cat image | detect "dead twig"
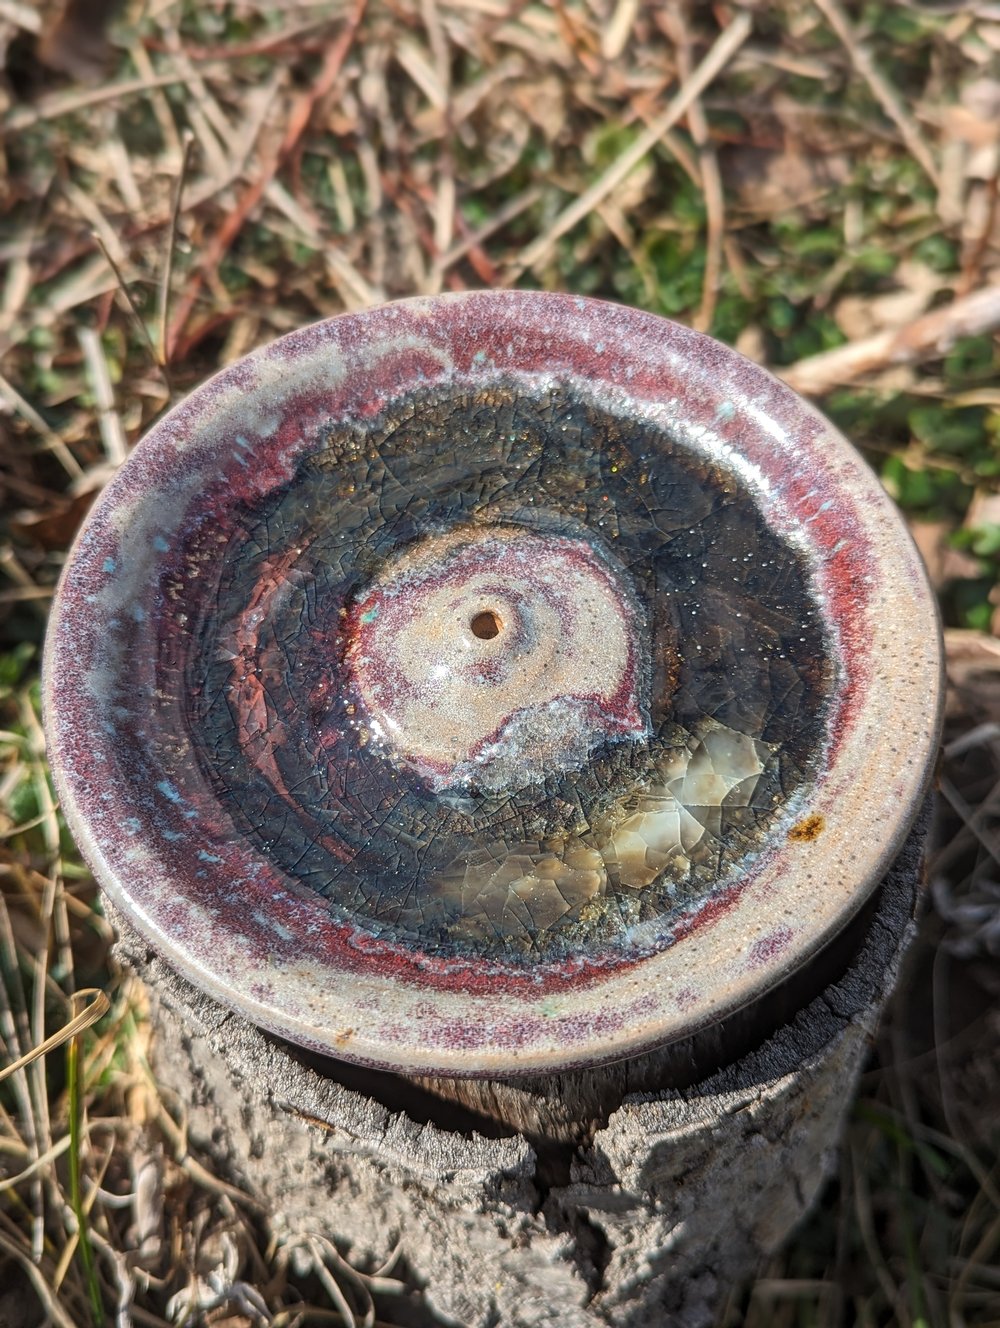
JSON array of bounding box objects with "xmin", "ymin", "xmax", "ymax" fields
[
  {"xmin": 780, "ymin": 284, "xmax": 1000, "ymax": 395},
  {"xmin": 666, "ymin": 3, "xmax": 726, "ymax": 333},
  {"xmin": 0, "ymin": 1230, "xmax": 78, "ymax": 1328},
  {"xmin": 504, "ymin": 9, "xmax": 753, "ymax": 279},
  {"xmin": 157, "ymin": 131, "xmax": 194, "ymax": 371},
  {"xmin": 4, "ymin": 71, "xmax": 222, "ymax": 132}
]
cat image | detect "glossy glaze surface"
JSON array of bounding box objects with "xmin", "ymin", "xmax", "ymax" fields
[{"xmin": 44, "ymin": 292, "xmax": 942, "ymax": 1075}]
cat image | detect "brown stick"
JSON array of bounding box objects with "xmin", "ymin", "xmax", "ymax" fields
[{"xmin": 779, "ymin": 284, "xmax": 1000, "ymax": 397}]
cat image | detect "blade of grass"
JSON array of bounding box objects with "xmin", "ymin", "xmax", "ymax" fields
[
  {"xmin": 0, "ymin": 369, "xmax": 83, "ymax": 480},
  {"xmin": 0, "ymin": 890, "xmax": 44, "ymax": 1260},
  {"xmin": 0, "ymin": 989, "xmax": 110, "ymax": 1085},
  {"xmin": 89, "ymin": 230, "xmax": 166, "ymax": 398},
  {"xmin": 67, "ymin": 991, "xmax": 106, "ymax": 1327}
]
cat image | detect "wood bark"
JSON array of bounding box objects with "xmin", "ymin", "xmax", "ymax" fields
[{"xmin": 109, "ymin": 804, "xmax": 929, "ymax": 1328}]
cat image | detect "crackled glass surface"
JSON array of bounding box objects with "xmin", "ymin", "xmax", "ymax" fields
[{"xmin": 165, "ymin": 380, "xmax": 834, "ymax": 960}]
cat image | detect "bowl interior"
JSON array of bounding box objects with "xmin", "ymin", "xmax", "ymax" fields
[{"xmin": 44, "ymin": 292, "xmax": 942, "ymax": 1076}]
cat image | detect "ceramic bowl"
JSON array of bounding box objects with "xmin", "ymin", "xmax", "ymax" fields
[{"xmin": 44, "ymin": 292, "xmax": 942, "ymax": 1076}]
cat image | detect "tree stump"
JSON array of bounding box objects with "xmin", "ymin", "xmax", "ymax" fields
[{"xmin": 110, "ymin": 807, "xmax": 927, "ymax": 1328}]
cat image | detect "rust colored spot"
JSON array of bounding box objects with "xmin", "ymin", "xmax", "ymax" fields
[
  {"xmin": 335, "ymin": 1028, "xmax": 356, "ymax": 1044},
  {"xmin": 286, "ymin": 1107, "xmax": 360, "ymax": 1139},
  {"xmin": 788, "ymin": 813, "xmax": 825, "ymax": 842}
]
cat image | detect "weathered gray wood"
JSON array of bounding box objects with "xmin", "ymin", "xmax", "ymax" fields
[{"xmin": 109, "ymin": 806, "xmax": 927, "ymax": 1328}]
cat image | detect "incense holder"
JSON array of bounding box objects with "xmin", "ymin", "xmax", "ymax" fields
[{"xmin": 44, "ymin": 292, "xmax": 942, "ymax": 1076}]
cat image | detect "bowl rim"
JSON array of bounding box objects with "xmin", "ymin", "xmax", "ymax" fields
[{"xmin": 43, "ymin": 290, "xmax": 944, "ymax": 1077}]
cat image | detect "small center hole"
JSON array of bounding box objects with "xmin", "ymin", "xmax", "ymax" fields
[{"xmin": 470, "ymin": 610, "xmax": 502, "ymax": 640}]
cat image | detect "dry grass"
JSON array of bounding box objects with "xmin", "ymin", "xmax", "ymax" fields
[{"xmin": 1, "ymin": 0, "xmax": 999, "ymax": 1324}]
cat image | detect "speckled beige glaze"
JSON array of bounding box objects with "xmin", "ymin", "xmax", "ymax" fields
[
  {"xmin": 43, "ymin": 292, "xmax": 944, "ymax": 1076},
  {"xmin": 346, "ymin": 525, "xmax": 643, "ymax": 789}
]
